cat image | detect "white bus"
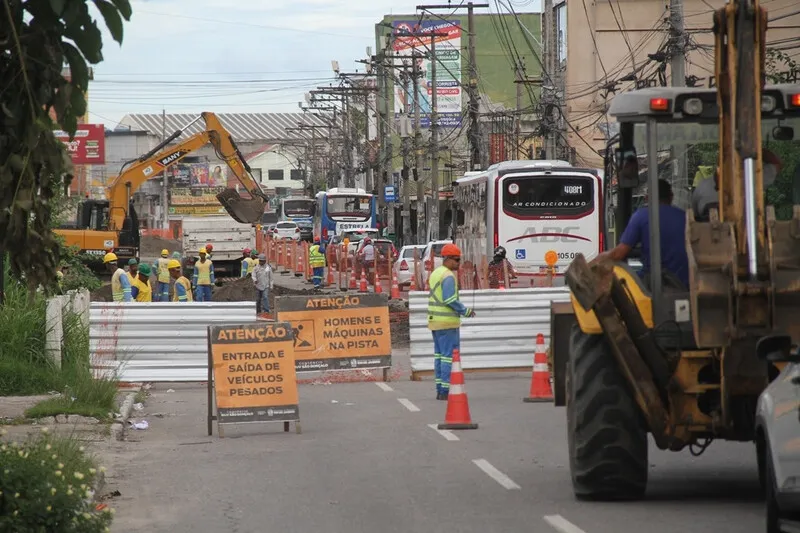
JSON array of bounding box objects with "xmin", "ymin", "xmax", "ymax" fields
[{"xmin": 453, "ymin": 160, "xmax": 606, "ymax": 286}]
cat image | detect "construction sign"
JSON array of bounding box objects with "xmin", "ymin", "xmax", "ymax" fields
[
  {"xmin": 275, "ymin": 293, "xmax": 392, "ymax": 372},
  {"xmin": 206, "ymin": 322, "xmax": 300, "ymax": 435}
]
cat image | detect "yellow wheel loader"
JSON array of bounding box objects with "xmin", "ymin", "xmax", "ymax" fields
[{"xmin": 549, "ymin": 0, "xmax": 800, "ymax": 500}]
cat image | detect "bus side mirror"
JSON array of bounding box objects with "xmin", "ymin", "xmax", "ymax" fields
[
  {"xmin": 616, "ymin": 148, "xmax": 640, "ymax": 188},
  {"xmin": 773, "ymin": 126, "xmax": 794, "ymax": 141}
]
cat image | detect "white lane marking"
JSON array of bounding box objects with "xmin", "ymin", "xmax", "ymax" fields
[
  {"xmin": 375, "ymin": 382, "xmax": 394, "ymax": 392},
  {"xmin": 472, "ymin": 459, "xmax": 521, "ymax": 490},
  {"xmin": 427, "ymin": 423, "xmax": 460, "ymax": 441},
  {"xmin": 397, "ymin": 398, "xmax": 420, "ymax": 412},
  {"xmin": 543, "ymin": 515, "xmax": 588, "ymax": 533}
]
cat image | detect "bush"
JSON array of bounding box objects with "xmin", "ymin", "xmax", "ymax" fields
[{"xmin": 0, "ymin": 432, "xmax": 113, "ymax": 532}]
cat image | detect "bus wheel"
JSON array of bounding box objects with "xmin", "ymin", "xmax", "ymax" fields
[{"xmin": 566, "ymin": 324, "xmax": 648, "ymax": 501}]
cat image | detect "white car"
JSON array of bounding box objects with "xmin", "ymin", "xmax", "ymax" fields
[
  {"xmin": 274, "ymin": 221, "xmax": 300, "ymax": 241},
  {"xmin": 394, "ymin": 245, "xmax": 426, "ymax": 289},
  {"xmin": 420, "ymin": 239, "xmax": 453, "ymax": 287}
]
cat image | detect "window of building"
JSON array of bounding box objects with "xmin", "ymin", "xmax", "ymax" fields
[
  {"xmin": 268, "ymin": 169, "xmax": 284, "ymax": 181},
  {"xmin": 290, "ymin": 169, "xmax": 305, "ymax": 182}
]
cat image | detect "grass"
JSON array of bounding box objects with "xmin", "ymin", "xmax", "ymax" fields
[{"xmin": 0, "ymin": 264, "xmax": 119, "ymax": 421}]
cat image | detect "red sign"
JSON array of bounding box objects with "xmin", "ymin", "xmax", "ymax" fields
[
  {"xmin": 489, "ymin": 133, "xmax": 507, "ymax": 165},
  {"xmin": 54, "ymin": 124, "xmax": 105, "ymax": 164}
]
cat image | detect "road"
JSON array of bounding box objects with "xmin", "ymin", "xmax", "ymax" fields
[{"xmin": 106, "ymin": 352, "xmax": 765, "ymax": 533}]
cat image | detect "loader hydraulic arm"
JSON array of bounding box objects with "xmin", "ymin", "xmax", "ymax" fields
[{"xmin": 105, "ymin": 112, "xmax": 268, "ymax": 231}]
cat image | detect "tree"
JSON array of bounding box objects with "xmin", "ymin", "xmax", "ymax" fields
[{"xmin": 0, "ymin": 0, "xmax": 131, "ymax": 296}]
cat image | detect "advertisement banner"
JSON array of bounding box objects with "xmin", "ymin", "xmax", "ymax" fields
[
  {"xmin": 167, "ymin": 162, "xmax": 227, "ymax": 189},
  {"xmin": 392, "ymin": 19, "xmax": 462, "ymax": 128},
  {"xmin": 54, "ymin": 124, "xmax": 106, "ymax": 164},
  {"xmin": 275, "ymin": 293, "xmax": 392, "ymax": 372}
]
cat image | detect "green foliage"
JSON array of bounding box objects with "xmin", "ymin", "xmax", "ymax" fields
[
  {"xmin": 766, "ymin": 48, "xmax": 799, "ymax": 84},
  {"xmin": 0, "ymin": 432, "xmax": 113, "ymax": 532},
  {"xmin": 0, "ymin": 0, "xmax": 132, "ymax": 293},
  {"xmin": 59, "ymin": 248, "xmax": 103, "ymax": 293}
]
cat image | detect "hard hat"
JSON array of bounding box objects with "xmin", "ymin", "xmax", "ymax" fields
[
  {"xmin": 250, "ymin": 249, "xmax": 258, "ymax": 257},
  {"xmin": 314, "ymin": 238, "xmax": 321, "ymax": 244},
  {"xmin": 172, "ymin": 251, "xmax": 182, "ymax": 259},
  {"xmin": 205, "ymin": 243, "xmax": 213, "ymax": 251},
  {"xmin": 167, "ymin": 259, "xmax": 182, "ymax": 270},
  {"xmin": 138, "ymin": 263, "xmax": 152, "ymax": 276},
  {"xmin": 161, "ymin": 249, "xmax": 169, "ymax": 257},
  {"xmin": 258, "ymin": 254, "xmax": 266, "ymax": 260},
  {"xmin": 243, "ymin": 247, "xmax": 251, "ymax": 255},
  {"xmin": 128, "ymin": 258, "xmax": 138, "ymax": 266},
  {"xmin": 441, "ymin": 243, "xmax": 462, "ymax": 258},
  {"xmin": 199, "ymin": 247, "xmax": 207, "ymax": 254},
  {"xmin": 103, "ymin": 252, "xmax": 118, "ymax": 264}
]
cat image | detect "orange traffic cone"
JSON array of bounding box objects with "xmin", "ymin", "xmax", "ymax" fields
[
  {"xmin": 348, "ymin": 264, "xmax": 358, "ymax": 290},
  {"xmin": 327, "ymin": 264, "xmax": 335, "ymax": 286},
  {"xmin": 524, "ymin": 333, "xmax": 553, "ymax": 403},
  {"xmin": 359, "ymin": 269, "xmax": 368, "ymax": 293},
  {"xmin": 438, "ymin": 349, "xmax": 478, "ymax": 430},
  {"xmin": 409, "ymin": 271, "xmax": 417, "ymax": 291},
  {"xmin": 374, "ymin": 272, "xmax": 383, "ymax": 294},
  {"xmin": 498, "ymin": 277, "xmax": 506, "ymax": 290},
  {"xmin": 390, "ymin": 270, "xmax": 400, "ymax": 299}
]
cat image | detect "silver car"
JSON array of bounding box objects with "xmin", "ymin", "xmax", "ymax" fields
[
  {"xmin": 754, "ymin": 334, "xmax": 800, "ymax": 533},
  {"xmin": 393, "ymin": 245, "xmax": 425, "ymax": 289}
]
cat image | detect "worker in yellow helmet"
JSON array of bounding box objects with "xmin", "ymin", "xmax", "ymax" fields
[
  {"xmin": 192, "ymin": 247, "xmax": 215, "ymax": 302},
  {"xmin": 168, "ymin": 259, "xmax": 193, "ymax": 302},
  {"xmin": 131, "ymin": 263, "xmax": 153, "ymax": 302},
  {"xmin": 153, "ymin": 249, "xmax": 171, "ymax": 302},
  {"xmin": 104, "ymin": 252, "xmax": 132, "ymax": 302}
]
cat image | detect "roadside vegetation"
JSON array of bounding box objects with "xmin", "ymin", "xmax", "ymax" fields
[{"xmin": 0, "ymin": 429, "xmax": 113, "ymax": 532}]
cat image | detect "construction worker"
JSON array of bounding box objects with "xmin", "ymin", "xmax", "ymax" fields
[
  {"xmin": 193, "ymin": 247, "xmax": 215, "ymax": 302},
  {"xmin": 487, "ymin": 246, "xmax": 517, "ymax": 289},
  {"xmin": 131, "ymin": 263, "xmax": 153, "ymax": 302},
  {"xmin": 153, "ymin": 249, "xmax": 171, "ymax": 302},
  {"xmin": 309, "ymin": 238, "xmax": 327, "ymax": 289},
  {"xmin": 205, "ymin": 243, "xmax": 214, "ymax": 259},
  {"xmin": 252, "ymin": 254, "xmax": 274, "ymax": 314},
  {"xmin": 168, "ymin": 259, "xmax": 193, "ymax": 302},
  {"xmin": 127, "ymin": 258, "xmax": 139, "ymax": 282},
  {"xmin": 241, "ymin": 248, "xmax": 254, "ymax": 277},
  {"xmin": 427, "ymin": 243, "xmax": 475, "ymax": 400},
  {"xmin": 104, "ymin": 252, "xmax": 132, "ymax": 302}
]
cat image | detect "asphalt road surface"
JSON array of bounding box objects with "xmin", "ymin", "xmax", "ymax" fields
[{"xmin": 107, "ymin": 356, "xmax": 766, "ymax": 533}]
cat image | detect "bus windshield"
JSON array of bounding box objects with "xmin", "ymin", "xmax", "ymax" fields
[
  {"xmin": 502, "ymin": 175, "xmax": 595, "ymax": 218},
  {"xmin": 327, "ymin": 195, "xmax": 372, "ymax": 219},
  {"xmin": 282, "ymin": 199, "xmax": 314, "ymax": 218}
]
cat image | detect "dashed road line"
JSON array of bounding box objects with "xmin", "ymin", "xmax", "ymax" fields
[
  {"xmin": 427, "ymin": 423, "xmax": 460, "ymax": 441},
  {"xmin": 544, "ymin": 515, "xmax": 588, "ymax": 533},
  {"xmin": 397, "ymin": 398, "xmax": 420, "ymax": 412},
  {"xmin": 375, "ymin": 382, "xmax": 394, "ymax": 392},
  {"xmin": 472, "ymin": 459, "xmax": 521, "ymax": 490}
]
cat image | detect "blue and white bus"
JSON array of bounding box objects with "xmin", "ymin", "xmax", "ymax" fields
[
  {"xmin": 278, "ymin": 197, "xmax": 315, "ymax": 223},
  {"xmin": 313, "ymin": 187, "xmax": 377, "ymax": 241}
]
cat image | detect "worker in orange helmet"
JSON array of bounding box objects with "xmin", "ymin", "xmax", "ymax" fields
[
  {"xmin": 241, "ymin": 248, "xmax": 254, "ymax": 278},
  {"xmin": 427, "ymin": 243, "xmax": 475, "ymax": 400}
]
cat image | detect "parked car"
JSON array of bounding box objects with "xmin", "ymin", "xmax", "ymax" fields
[
  {"xmin": 394, "ymin": 245, "xmax": 426, "ymax": 289},
  {"xmin": 420, "ymin": 239, "xmax": 453, "ymax": 287},
  {"xmin": 274, "ymin": 221, "xmax": 300, "ymax": 241},
  {"xmin": 296, "ymin": 219, "xmax": 314, "ymax": 242},
  {"xmin": 755, "ymin": 335, "xmax": 800, "ymax": 533}
]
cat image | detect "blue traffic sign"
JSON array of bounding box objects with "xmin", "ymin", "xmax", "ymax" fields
[{"xmin": 384, "ymin": 185, "xmax": 397, "ymax": 203}]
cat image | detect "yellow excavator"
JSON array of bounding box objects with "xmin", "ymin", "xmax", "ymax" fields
[
  {"xmin": 56, "ymin": 112, "xmax": 268, "ymax": 266},
  {"xmin": 549, "ymin": 0, "xmax": 800, "ymax": 501}
]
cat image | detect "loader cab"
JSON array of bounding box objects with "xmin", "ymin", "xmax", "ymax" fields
[
  {"xmin": 77, "ymin": 199, "xmax": 110, "ymax": 231},
  {"xmin": 607, "ymin": 85, "xmax": 800, "ymax": 349}
]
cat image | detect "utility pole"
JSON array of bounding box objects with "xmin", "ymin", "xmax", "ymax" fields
[
  {"xmin": 514, "ymin": 61, "xmax": 523, "ymax": 159},
  {"xmin": 669, "ymin": 0, "xmax": 689, "ymax": 209},
  {"xmin": 543, "ymin": 0, "xmax": 555, "ymax": 159},
  {"xmin": 417, "ymin": 3, "xmax": 489, "ymax": 171},
  {"xmin": 399, "ymin": 65, "xmax": 413, "ymax": 247},
  {"xmin": 160, "ymin": 108, "xmax": 169, "ymax": 230},
  {"xmin": 412, "ymin": 54, "xmax": 424, "ymax": 244},
  {"xmin": 429, "ymin": 35, "xmax": 440, "ymax": 241}
]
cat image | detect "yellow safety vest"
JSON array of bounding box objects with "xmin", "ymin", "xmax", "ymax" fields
[
  {"xmin": 173, "ymin": 276, "xmax": 194, "ymax": 302},
  {"xmin": 309, "ymin": 245, "xmax": 326, "ymax": 268},
  {"xmin": 195, "ymin": 259, "xmax": 213, "ymax": 285},
  {"xmin": 111, "ymin": 268, "xmax": 130, "ymax": 302},
  {"xmin": 156, "ymin": 257, "xmax": 171, "ymax": 283},
  {"xmin": 133, "ymin": 278, "xmax": 152, "ymax": 302},
  {"xmin": 127, "ymin": 271, "xmax": 137, "ymax": 283},
  {"xmin": 427, "ymin": 265, "xmax": 462, "ymax": 331}
]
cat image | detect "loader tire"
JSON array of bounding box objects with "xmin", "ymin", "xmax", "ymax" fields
[{"xmin": 566, "ymin": 324, "xmax": 648, "ymax": 501}]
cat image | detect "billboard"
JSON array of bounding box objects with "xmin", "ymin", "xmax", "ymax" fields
[
  {"xmin": 54, "ymin": 124, "xmax": 106, "ymax": 164},
  {"xmin": 392, "ymin": 19, "xmax": 462, "ymax": 128}
]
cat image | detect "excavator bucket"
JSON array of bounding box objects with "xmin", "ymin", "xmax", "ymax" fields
[{"xmin": 216, "ymin": 188, "xmax": 267, "ymax": 225}]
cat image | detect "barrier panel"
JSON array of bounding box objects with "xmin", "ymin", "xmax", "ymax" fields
[
  {"xmin": 90, "ymin": 302, "xmax": 257, "ymax": 382},
  {"xmin": 408, "ymin": 287, "xmax": 570, "ymax": 379}
]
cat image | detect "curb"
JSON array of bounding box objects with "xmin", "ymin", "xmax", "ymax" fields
[{"xmin": 110, "ymin": 385, "xmax": 142, "ymax": 441}]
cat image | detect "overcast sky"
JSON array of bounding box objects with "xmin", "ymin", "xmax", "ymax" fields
[{"xmin": 88, "ymin": 0, "xmax": 542, "ymax": 128}]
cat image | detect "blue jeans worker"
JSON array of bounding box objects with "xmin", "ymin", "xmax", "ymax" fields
[
  {"xmin": 252, "ymin": 254, "xmax": 274, "ymax": 314},
  {"xmin": 153, "ymin": 250, "xmax": 171, "ymax": 302},
  {"xmin": 309, "ymin": 238, "xmax": 327, "ymax": 289},
  {"xmin": 192, "ymin": 247, "xmax": 215, "ymax": 302},
  {"xmin": 427, "ymin": 243, "xmax": 475, "ymax": 401}
]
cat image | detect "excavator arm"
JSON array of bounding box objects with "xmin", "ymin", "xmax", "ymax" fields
[{"xmin": 106, "ymin": 112, "xmax": 268, "ymax": 231}]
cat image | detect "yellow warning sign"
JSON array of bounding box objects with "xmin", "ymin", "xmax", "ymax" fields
[{"xmin": 275, "ymin": 294, "xmax": 392, "ymax": 372}]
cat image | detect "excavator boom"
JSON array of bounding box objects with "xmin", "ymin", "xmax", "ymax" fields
[{"xmin": 106, "ymin": 112, "xmax": 268, "ymax": 231}]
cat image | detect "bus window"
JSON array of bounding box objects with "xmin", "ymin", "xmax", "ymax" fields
[{"xmin": 503, "ymin": 177, "xmax": 595, "ymax": 218}]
